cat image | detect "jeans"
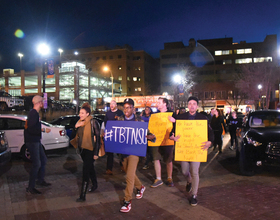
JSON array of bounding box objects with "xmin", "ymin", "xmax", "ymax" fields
[
  {"xmin": 26, "ymin": 142, "xmax": 47, "ymax": 189},
  {"xmin": 80, "ymin": 149, "xmax": 97, "ymax": 186},
  {"xmin": 230, "ymin": 129, "xmax": 238, "ymax": 148},
  {"xmin": 106, "ymin": 152, "xmax": 114, "ymax": 171},
  {"xmin": 181, "ymin": 161, "xmax": 200, "ymax": 196},
  {"xmin": 122, "ymin": 155, "xmax": 142, "ymax": 201}
]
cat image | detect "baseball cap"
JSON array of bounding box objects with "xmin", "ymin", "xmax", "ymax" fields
[
  {"xmin": 187, "ymin": 96, "xmax": 199, "ymax": 104},
  {"xmin": 32, "ymin": 95, "xmax": 43, "ymax": 104},
  {"xmin": 123, "ymin": 98, "xmax": 134, "ymax": 106}
]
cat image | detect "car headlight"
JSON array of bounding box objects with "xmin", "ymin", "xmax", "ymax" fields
[{"xmin": 245, "ymin": 135, "xmax": 262, "ymax": 147}]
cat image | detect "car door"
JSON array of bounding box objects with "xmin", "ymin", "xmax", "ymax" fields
[{"xmin": 0, "ymin": 118, "xmax": 25, "ymax": 153}]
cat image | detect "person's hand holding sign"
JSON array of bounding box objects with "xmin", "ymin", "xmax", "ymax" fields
[
  {"xmin": 170, "ymin": 133, "xmax": 180, "ymax": 142},
  {"xmin": 168, "ymin": 116, "xmax": 176, "ymax": 123},
  {"xmin": 201, "ymin": 141, "xmax": 211, "ymax": 151}
]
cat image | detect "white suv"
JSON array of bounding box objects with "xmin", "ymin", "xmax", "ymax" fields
[{"xmin": 0, "ymin": 114, "xmax": 69, "ymax": 161}]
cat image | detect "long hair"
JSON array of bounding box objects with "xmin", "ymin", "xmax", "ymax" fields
[{"xmin": 81, "ymin": 102, "xmax": 91, "ymax": 115}]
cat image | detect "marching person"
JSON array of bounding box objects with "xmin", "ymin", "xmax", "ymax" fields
[
  {"xmin": 70, "ymin": 102, "xmax": 100, "ymax": 202},
  {"xmin": 170, "ymin": 96, "xmax": 214, "ymax": 206},
  {"xmin": 227, "ymin": 111, "xmax": 239, "ymax": 150},
  {"xmin": 24, "ymin": 95, "xmax": 51, "ymax": 194}
]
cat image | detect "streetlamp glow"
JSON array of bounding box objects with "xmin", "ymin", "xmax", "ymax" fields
[
  {"xmin": 18, "ymin": 53, "xmax": 23, "ymax": 70},
  {"xmin": 258, "ymin": 84, "xmax": 262, "ymax": 90},
  {"xmin": 74, "ymin": 51, "xmax": 79, "ymax": 55},
  {"xmin": 58, "ymin": 48, "xmax": 63, "ymax": 54},
  {"xmin": 173, "ymin": 74, "xmax": 182, "ymax": 83},
  {"xmin": 103, "ymin": 66, "xmax": 114, "ymax": 98},
  {"xmin": 37, "ymin": 43, "xmax": 50, "ymax": 56}
]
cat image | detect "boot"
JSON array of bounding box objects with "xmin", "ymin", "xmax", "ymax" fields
[
  {"xmin": 218, "ymin": 145, "xmax": 222, "ymax": 154},
  {"xmin": 76, "ymin": 181, "xmax": 88, "ymax": 202}
]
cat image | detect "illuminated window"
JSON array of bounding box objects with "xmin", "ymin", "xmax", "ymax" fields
[
  {"xmin": 127, "ymin": 77, "xmax": 130, "ymax": 81},
  {"xmin": 236, "ymin": 48, "xmax": 252, "ymax": 54},
  {"xmin": 223, "ymin": 60, "xmax": 232, "ymax": 65},
  {"xmin": 135, "ymin": 87, "xmax": 141, "ymax": 91},
  {"xmin": 45, "ymin": 77, "xmax": 55, "ymax": 85},
  {"xmin": 79, "ymin": 75, "xmax": 89, "ymax": 87},
  {"xmin": 253, "ymin": 57, "xmax": 272, "ymax": 63},
  {"xmin": 59, "ymin": 74, "xmax": 74, "ymax": 86},
  {"xmin": 46, "ymin": 87, "xmax": 56, "ymax": 92},
  {"xmin": 137, "ymin": 77, "xmax": 141, "ymax": 81},
  {"xmin": 215, "ymin": 50, "xmax": 232, "ymax": 56},
  {"xmin": 60, "ymin": 88, "xmax": 74, "ymax": 100},
  {"xmin": 118, "ymin": 66, "xmax": 122, "ymax": 70},
  {"xmin": 25, "ymin": 76, "xmax": 38, "ymax": 86},
  {"xmin": 118, "ymin": 76, "xmax": 122, "ymax": 80},
  {"xmin": 135, "ymin": 67, "xmax": 141, "ymax": 71},
  {"xmin": 133, "ymin": 77, "xmax": 137, "ymax": 81},
  {"xmin": 235, "ymin": 58, "xmax": 252, "ymax": 64},
  {"xmin": 8, "ymin": 77, "xmax": 21, "ymax": 87},
  {"xmin": 25, "ymin": 88, "xmax": 38, "ymax": 94}
]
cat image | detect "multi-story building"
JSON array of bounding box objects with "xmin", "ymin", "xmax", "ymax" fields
[
  {"xmin": 59, "ymin": 45, "xmax": 160, "ymax": 96},
  {"xmin": 160, "ymin": 35, "xmax": 278, "ymax": 112}
]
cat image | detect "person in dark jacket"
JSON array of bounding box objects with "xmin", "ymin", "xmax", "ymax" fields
[
  {"xmin": 104, "ymin": 100, "xmax": 124, "ymax": 175},
  {"xmin": 70, "ymin": 102, "xmax": 100, "ymax": 202},
  {"xmin": 24, "ymin": 95, "xmax": 51, "ymax": 195},
  {"xmin": 210, "ymin": 109, "xmax": 225, "ymax": 153},
  {"xmin": 227, "ymin": 111, "xmax": 239, "ymax": 150},
  {"xmin": 170, "ymin": 96, "xmax": 214, "ymax": 207}
]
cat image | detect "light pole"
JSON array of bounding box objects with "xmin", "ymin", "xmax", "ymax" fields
[
  {"xmin": 258, "ymin": 84, "xmax": 262, "ymax": 109},
  {"xmin": 103, "ymin": 66, "xmax": 114, "ymax": 98},
  {"xmin": 18, "ymin": 53, "xmax": 23, "ymax": 70},
  {"xmin": 37, "ymin": 43, "xmax": 50, "ymax": 121},
  {"xmin": 58, "ymin": 48, "xmax": 63, "ymax": 66},
  {"xmin": 173, "ymin": 74, "xmax": 182, "ymax": 108}
]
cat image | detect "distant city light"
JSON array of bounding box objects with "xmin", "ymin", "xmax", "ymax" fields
[
  {"xmin": 74, "ymin": 51, "xmax": 79, "ymax": 55},
  {"xmin": 14, "ymin": 29, "xmax": 25, "ymax": 38}
]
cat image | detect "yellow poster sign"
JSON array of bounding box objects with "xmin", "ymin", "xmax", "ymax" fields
[
  {"xmin": 148, "ymin": 112, "xmax": 174, "ymax": 146},
  {"xmin": 175, "ymin": 120, "xmax": 208, "ymax": 162}
]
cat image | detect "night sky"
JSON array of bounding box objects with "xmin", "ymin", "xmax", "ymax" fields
[{"xmin": 1, "ymin": 0, "xmax": 280, "ymax": 72}]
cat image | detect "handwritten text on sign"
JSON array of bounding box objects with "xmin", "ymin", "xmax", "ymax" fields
[
  {"xmin": 104, "ymin": 120, "xmax": 148, "ymax": 157},
  {"xmin": 175, "ymin": 120, "xmax": 208, "ymax": 162},
  {"xmin": 148, "ymin": 112, "xmax": 174, "ymax": 146}
]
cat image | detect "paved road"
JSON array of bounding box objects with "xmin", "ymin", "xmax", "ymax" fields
[{"xmin": 1, "ymin": 134, "xmax": 280, "ymax": 220}]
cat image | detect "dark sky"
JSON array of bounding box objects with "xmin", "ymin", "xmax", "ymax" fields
[{"xmin": 1, "ymin": 0, "xmax": 280, "ymax": 72}]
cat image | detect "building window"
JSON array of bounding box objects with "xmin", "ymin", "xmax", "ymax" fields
[
  {"xmin": 235, "ymin": 58, "xmax": 252, "ymax": 64},
  {"xmin": 102, "ymin": 56, "xmax": 106, "ymax": 60},
  {"xmin": 59, "ymin": 74, "xmax": 74, "ymax": 86},
  {"xmin": 127, "ymin": 55, "xmax": 130, "ymax": 59},
  {"xmin": 235, "ymin": 48, "xmax": 252, "ymax": 54},
  {"xmin": 133, "ymin": 56, "xmax": 141, "ymax": 60},
  {"xmin": 215, "ymin": 50, "xmax": 232, "ymax": 56},
  {"xmin": 8, "ymin": 89, "xmax": 21, "ymax": 96},
  {"xmin": 137, "ymin": 77, "xmax": 141, "ymax": 81},
  {"xmin": 118, "ymin": 66, "xmax": 122, "ymax": 70},
  {"xmin": 204, "ymin": 91, "xmax": 209, "ymax": 99},
  {"xmin": 46, "ymin": 87, "xmax": 56, "ymax": 92},
  {"xmin": 60, "ymin": 88, "xmax": 74, "ymax": 100},
  {"xmin": 79, "ymin": 75, "xmax": 89, "ymax": 87},
  {"xmin": 210, "ymin": 91, "xmax": 215, "ymax": 99},
  {"xmin": 118, "ymin": 55, "xmax": 122, "ymax": 59},
  {"xmin": 133, "ymin": 77, "xmax": 137, "ymax": 81},
  {"xmin": 25, "ymin": 88, "xmax": 38, "ymax": 94},
  {"xmin": 162, "ymin": 63, "xmax": 177, "ymax": 68},
  {"xmin": 127, "ymin": 77, "xmax": 130, "ymax": 81},
  {"xmin": 8, "ymin": 77, "xmax": 21, "ymax": 87},
  {"xmin": 161, "ymin": 54, "xmax": 177, "ymax": 59},
  {"xmin": 88, "ymin": 58, "xmax": 92, "ymax": 61},
  {"xmin": 253, "ymin": 57, "xmax": 272, "ymax": 63},
  {"xmin": 109, "ymin": 55, "xmax": 113, "ymax": 59},
  {"xmin": 223, "ymin": 60, "xmax": 232, "ymax": 65},
  {"xmin": 25, "ymin": 76, "xmax": 38, "ymax": 86},
  {"xmin": 118, "ymin": 76, "xmax": 122, "ymax": 80},
  {"xmin": 96, "ymin": 57, "xmax": 100, "ymax": 61},
  {"xmin": 135, "ymin": 67, "xmax": 141, "ymax": 71},
  {"xmin": 135, "ymin": 87, "xmax": 141, "ymax": 91}
]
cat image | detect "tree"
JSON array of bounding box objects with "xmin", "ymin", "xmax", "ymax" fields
[{"xmin": 236, "ymin": 63, "xmax": 279, "ymax": 109}]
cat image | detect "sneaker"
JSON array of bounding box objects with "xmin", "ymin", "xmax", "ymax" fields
[
  {"xmin": 142, "ymin": 165, "xmax": 149, "ymax": 170},
  {"xmin": 151, "ymin": 179, "xmax": 163, "ymax": 188},
  {"xmin": 190, "ymin": 195, "xmax": 198, "ymax": 206},
  {"xmin": 120, "ymin": 200, "xmax": 131, "ymax": 213},
  {"xmin": 26, "ymin": 187, "xmax": 42, "ymax": 194},
  {"xmin": 186, "ymin": 182, "xmax": 192, "ymax": 193},
  {"xmin": 105, "ymin": 169, "xmax": 113, "ymax": 175},
  {"xmin": 36, "ymin": 181, "xmax": 51, "ymax": 187},
  {"xmin": 167, "ymin": 178, "xmax": 174, "ymax": 187},
  {"xmin": 229, "ymin": 146, "xmax": 234, "ymax": 151},
  {"xmin": 136, "ymin": 185, "xmax": 146, "ymax": 199}
]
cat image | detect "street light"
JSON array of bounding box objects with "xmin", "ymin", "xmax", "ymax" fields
[
  {"xmin": 58, "ymin": 48, "xmax": 63, "ymax": 65},
  {"xmin": 18, "ymin": 53, "xmax": 23, "ymax": 70},
  {"xmin": 74, "ymin": 51, "xmax": 79, "ymax": 55},
  {"xmin": 37, "ymin": 43, "xmax": 50, "ymax": 121},
  {"xmin": 103, "ymin": 66, "xmax": 114, "ymax": 98},
  {"xmin": 173, "ymin": 74, "xmax": 182, "ymax": 108},
  {"xmin": 258, "ymin": 84, "xmax": 262, "ymax": 109}
]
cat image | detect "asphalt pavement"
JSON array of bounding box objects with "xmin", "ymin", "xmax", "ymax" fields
[{"xmin": 1, "ymin": 134, "xmax": 280, "ymax": 220}]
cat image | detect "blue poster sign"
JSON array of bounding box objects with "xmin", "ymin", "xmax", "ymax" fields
[
  {"xmin": 47, "ymin": 59, "xmax": 54, "ymax": 78},
  {"xmin": 104, "ymin": 120, "xmax": 148, "ymax": 157}
]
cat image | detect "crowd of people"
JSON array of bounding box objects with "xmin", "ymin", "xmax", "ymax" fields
[{"xmin": 24, "ymin": 96, "xmax": 242, "ymax": 213}]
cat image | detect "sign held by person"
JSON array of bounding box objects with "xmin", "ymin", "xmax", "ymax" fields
[
  {"xmin": 175, "ymin": 120, "xmax": 208, "ymax": 162},
  {"xmin": 104, "ymin": 121, "xmax": 148, "ymax": 157}
]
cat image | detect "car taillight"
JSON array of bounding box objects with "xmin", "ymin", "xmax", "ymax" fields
[{"xmin": 59, "ymin": 130, "xmax": 66, "ymax": 136}]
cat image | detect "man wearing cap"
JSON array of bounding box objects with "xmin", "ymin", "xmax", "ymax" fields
[
  {"xmin": 104, "ymin": 100, "xmax": 124, "ymax": 175},
  {"xmin": 118, "ymin": 98, "xmax": 155, "ymax": 213},
  {"xmin": 170, "ymin": 96, "xmax": 214, "ymax": 206},
  {"xmin": 24, "ymin": 95, "xmax": 51, "ymax": 194}
]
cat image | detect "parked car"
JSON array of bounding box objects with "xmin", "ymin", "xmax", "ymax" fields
[
  {"xmin": 0, "ymin": 131, "xmax": 11, "ymax": 166},
  {"xmin": 50, "ymin": 114, "xmax": 104, "ymax": 140},
  {"xmin": 239, "ymin": 110, "xmax": 280, "ymax": 176},
  {"xmin": 0, "ymin": 114, "xmax": 69, "ymax": 161}
]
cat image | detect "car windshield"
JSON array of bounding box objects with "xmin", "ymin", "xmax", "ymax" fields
[{"xmin": 250, "ymin": 113, "xmax": 280, "ymax": 128}]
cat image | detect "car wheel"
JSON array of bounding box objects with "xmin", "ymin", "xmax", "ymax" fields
[
  {"xmin": 20, "ymin": 145, "xmax": 31, "ymax": 162},
  {"xmin": 239, "ymin": 143, "xmax": 255, "ymax": 176}
]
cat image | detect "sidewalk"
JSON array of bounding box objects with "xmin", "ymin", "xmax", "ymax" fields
[{"xmin": 1, "ymin": 134, "xmax": 280, "ymax": 219}]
